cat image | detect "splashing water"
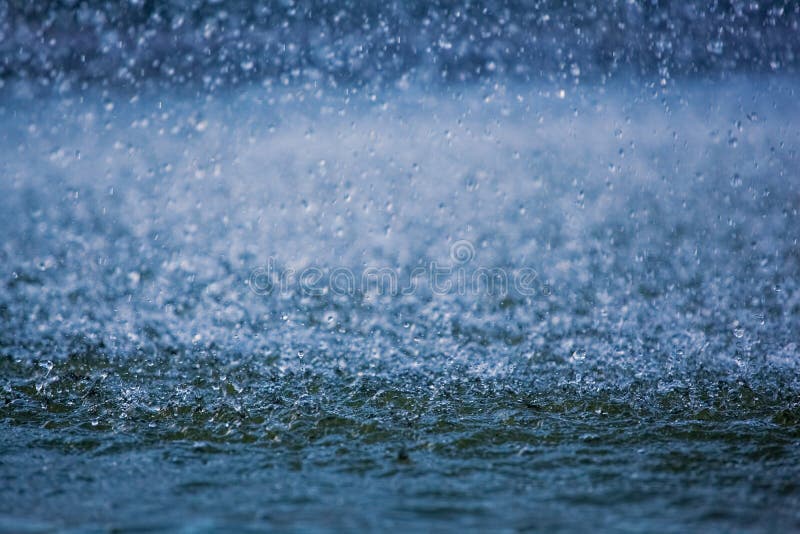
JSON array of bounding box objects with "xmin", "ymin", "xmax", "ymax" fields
[{"xmin": 1, "ymin": 76, "xmax": 799, "ymax": 530}]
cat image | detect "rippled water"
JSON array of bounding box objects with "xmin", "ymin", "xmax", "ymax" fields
[{"xmin": 1, "ymin": 77, "xmax": 799, "ymax": 531}]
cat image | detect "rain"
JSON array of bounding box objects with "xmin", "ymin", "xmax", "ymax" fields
[{"xmin": 1, "ymin": 1, "xmax": 799, "ymax": 531}]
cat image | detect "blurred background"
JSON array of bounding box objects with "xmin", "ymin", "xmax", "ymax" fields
[{"xmin": 2, "ymin": 0, "xmax": 799, "ymax": 91}]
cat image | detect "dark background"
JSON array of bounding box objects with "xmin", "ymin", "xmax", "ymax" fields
[{"xmin": 2, "ymin": 0, "xmax": 799, "ymax": 89}]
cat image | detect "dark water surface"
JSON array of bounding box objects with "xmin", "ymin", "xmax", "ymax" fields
[{"xmin": 1, "ymin": 78, "xmax": 799, "ymax": 531}]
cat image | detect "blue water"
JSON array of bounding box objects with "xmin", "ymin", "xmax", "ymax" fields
[{"xmin": 1, "ymin": 77, "xmax": 799, "ymax": 531}]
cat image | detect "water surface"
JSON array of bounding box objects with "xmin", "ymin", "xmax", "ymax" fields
[{"xmin": 1, "ymin": 78, "xmax": 799, "ymax": 531}]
